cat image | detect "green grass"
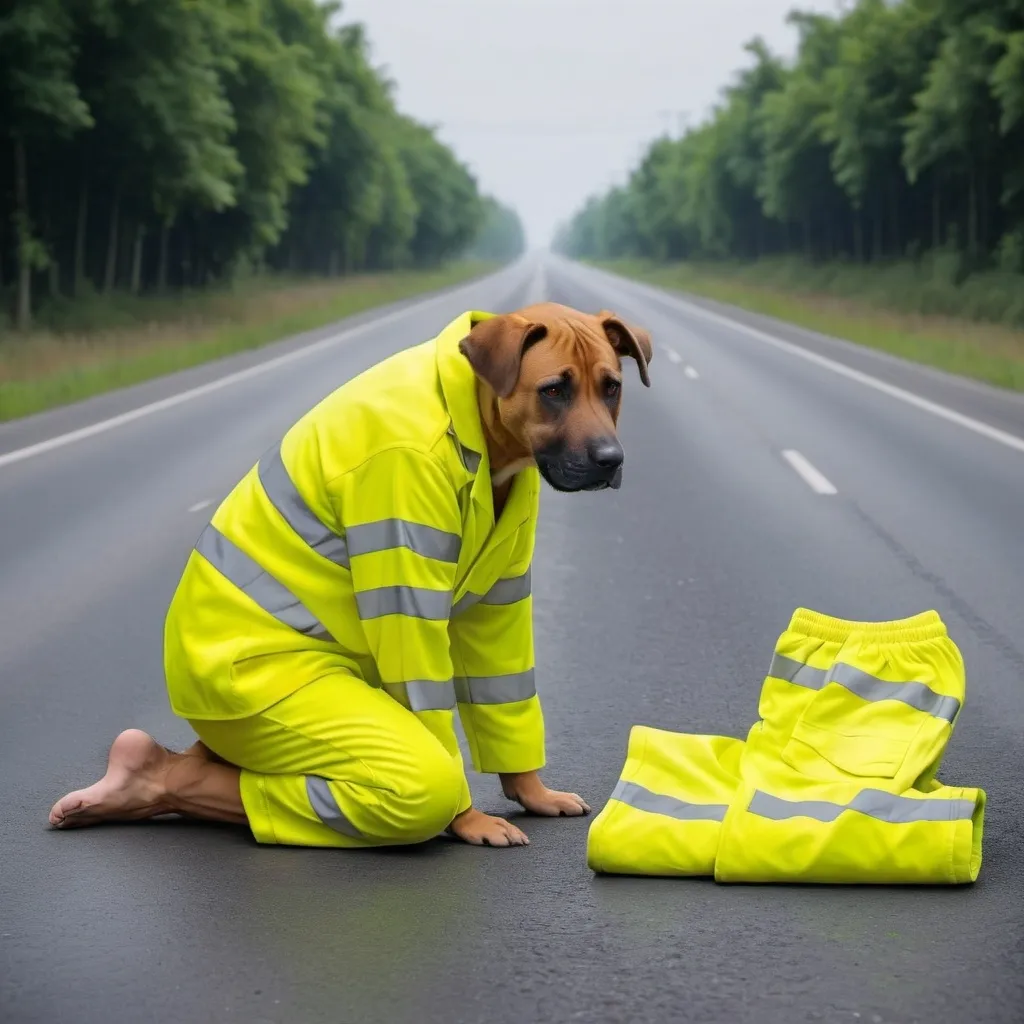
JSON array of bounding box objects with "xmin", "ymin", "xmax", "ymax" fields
[
  {"xmin": 0, "ymin": 262, "xmax": 495, "ymax": 422},
  {"xmin": 599, "ymin": 258, "xmax": 1024, "ymax": 393}
]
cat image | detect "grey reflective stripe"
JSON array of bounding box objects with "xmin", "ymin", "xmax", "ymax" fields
[
  {"xmin": 347, "ymin": 519, "xmax": 461, "ymax": 563},
  {"xmin": 748, "ymin": 788, "xmax": 977, "ymax": 825},
  {"xmin": 451, "ymin": 591, "xmax": 481, "ymax": 617},
  {"xmin": 195, "ymin": 525, "xmax": 333, "ymax": 641},
  {"xmin": 355, "ymin": 585, "xmax": 452, "ymax": 620},
  {"xmin": 451, "ymin": 568, "xmax": 531, "ymax": 618},
  {"xmin": 383, "ymin": 679, "xmax": 457, "ymax": 712},
  {"xmin": 768, "ymin": 654, "xmax": 959, "ymax": 723},
  {"xmin": 769, "ymin": 653, "xmax": 828, "ymax": 688},
  {"xmin": 305, "ymin": 776, "xmax": 363, "ymax": 838},
  {"xmin": 611, "ymin": 779, "xmax": 727, "ymax": 822},
  {"xmin": 482, "ymin": 568, "xmax": 531, "ymax": 605},
  {"xmin": 828, "ymin": 662, "xmax": 960, "ymax": 723},
  {"xmin": 257, "ymin": 443, "xmax": 349, "ymax": 567},
  {"xmin": 455, "ymin": 669, "xmax": 535, "ymax": 705}
]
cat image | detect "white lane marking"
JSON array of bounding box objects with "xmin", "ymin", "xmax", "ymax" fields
[
  {"xmin": 782, "ymin": 450, "xmax": 838, "ymax": 495},
  {"xmin": 188, "ymin": 499, "xmax": 213, "ymax": 513},
  {"xmin": 660, "ymin": 343, "xmax": 698, "ymax": 377},
  {"xmin": 0, "ymin": 265, "xmax": 522, "ymax": 472},
  {"xmin": 594, "ymin": 269, "xmax": 1024, "ymax": 457}
]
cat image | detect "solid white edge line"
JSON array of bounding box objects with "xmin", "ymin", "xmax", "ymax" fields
[
  {"xmin": 782, "ymin": 450, "xmax": 838, "ymax": 495},
  {"xmin": 570, "ymin": 261, "xmax": 1024, "ymax": 457},
  {"xmin": 188, "ymin": 499, "xmax": 213, "ymax": 513},
  {"xmin": 0, "ymin": 266, "xmax": 518, "ymax": 472},
  {"xmin": 684, "ymin": 366, "xmax": 699, "ymax": 379},
  {"xmin": 664, "ymin": 346, "xmax": 683, "ymax": 364}
]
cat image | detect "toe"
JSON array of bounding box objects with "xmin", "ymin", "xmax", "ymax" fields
[
  {"xmin": 49, "ymin": 793, "xmax": 82, "ymax": 826},
  {"xmin": 507, "ymin": 825, "xmax": 529, "ymax": 845}
]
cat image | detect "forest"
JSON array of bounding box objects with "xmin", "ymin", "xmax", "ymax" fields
[
  {"xmin": 555, "ymin": 0, "xmax": 1024, "ymax": 321},
  {"xmin": 0, "ymin": 0, "xmax": 525, "ymax": 330}
]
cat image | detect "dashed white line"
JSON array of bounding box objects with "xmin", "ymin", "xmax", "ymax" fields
[
  {"xmin": 781, "ymin": 450, "xmax": 838, "ymax": 495},
  {"xmin": 664, "ymin": 346, "xmax": 683, "ymax": 364},
  {"xmin": 188, "ymin": 499, "xmax": 213, "ymax": 513},
  {"xmin": 684, "ymin": 365, "xmax": 699, "ymax": 379}
]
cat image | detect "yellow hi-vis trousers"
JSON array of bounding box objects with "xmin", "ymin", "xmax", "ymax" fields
[
  {"xmin": 190, "ymin": 668, "xmax": 467, "ymax": 847},
  {"xmin": 586, "ymin": 609, "xmax": 986, "ymax": 884}
]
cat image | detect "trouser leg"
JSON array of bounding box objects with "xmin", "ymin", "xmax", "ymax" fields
[
  {"xmin": 190, "ymin": 671, "xmax": 467, "ymax": 848},
  {"xmin": 587, "ymin": 725, "xmax": 744, "ymax": 876}
]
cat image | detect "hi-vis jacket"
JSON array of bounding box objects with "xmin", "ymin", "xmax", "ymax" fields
[
  {"xmin": 587, "ymin": 609, "xmax": 986, "ymax": 884},
  {"xmin": 164, "ymin": 310, "xmax": 544, "ymax": 783}
]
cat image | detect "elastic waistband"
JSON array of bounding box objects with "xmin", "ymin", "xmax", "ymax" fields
[{"xmin": 788, "ymin": 608, "xmax": 948, "ymax": 644}]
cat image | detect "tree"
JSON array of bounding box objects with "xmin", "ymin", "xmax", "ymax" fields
[
  {"xmin": 0, "ymin": 0, "xmax": 91, "ymax": 327},
  {"xmin": 67, "ymin": 0, "xmax": 240, "ymax": 296},
  {"xmin": 758, "ymin": 14, "xmax": 848, "ymax": 259},
  {"xmin": 465, "ymin": 197, "xmax": 527, "ymax": 263},
  {"xmin": 395, "ymin": 116, "xmax": 484, "ymax": 267},
  {"xmin": 903, "ymin": 7, "xmax": 1006, "ymax": 259}
]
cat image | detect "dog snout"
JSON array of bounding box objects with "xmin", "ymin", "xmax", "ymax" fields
[
  {"xmin": 534, "ymin": 437, "xmax": 625, "ymax": 492},
  {"xmin": 588, "ymin": 438, "xmax": 624, "ymax": 472}
]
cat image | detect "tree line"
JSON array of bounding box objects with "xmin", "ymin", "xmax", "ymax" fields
[
  {"xmin": 555, "ymin": 0, "xmax": 1024, "ymax": 280},
  {"xmin": 465, "ymin": 197, "xmax": 528, "ymax": 263},
  {"xmin": 0, "ymin": 0, "xmax": 526, "ymax": 330}
]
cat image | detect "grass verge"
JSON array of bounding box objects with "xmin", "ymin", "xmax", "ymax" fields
[
  {"xmin": 598, "ymin": 259, "xmax": 1024, "ymax": 393},
  {"xmin": 0, "ymin": 262, "xmax": 495, "ymax": 422}
]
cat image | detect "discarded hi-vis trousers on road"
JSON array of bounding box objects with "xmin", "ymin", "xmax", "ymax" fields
[{"xmin": 587, "ymin": 609, "xmax": 986, "ymax": 884}]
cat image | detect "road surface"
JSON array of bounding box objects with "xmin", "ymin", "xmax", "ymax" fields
[{"xmin": 2, "ymin": 256, "xmax": 1023, "ymax": 1024}]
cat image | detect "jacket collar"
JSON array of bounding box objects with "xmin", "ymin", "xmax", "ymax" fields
[
  {"xmin": 435, "ymin": 310, "xmax": 493, "ymax": 474},
  {"xmin": 435, "ymin": 310, "xmax": 539, "ymax": 536}
]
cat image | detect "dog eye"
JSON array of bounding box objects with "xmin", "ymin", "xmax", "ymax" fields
[
  {"xmin": 604, "ymin": 380, "xmax": 621, "ymax": 398},
  {"xmin": 541, "ymin": 383, "xmax": 564, "ymax": 399}
]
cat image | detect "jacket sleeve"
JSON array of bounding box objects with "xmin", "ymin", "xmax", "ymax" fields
[
  {"xmin": 448, "ymin": 524, "xmax": 545, "ymax": 775},
  {"xmin": 334, "ymin": 446, "xmax": 471, "ymax": 814}
]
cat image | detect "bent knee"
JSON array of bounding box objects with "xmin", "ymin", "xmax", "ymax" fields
[{"xmin": 371, "ymin": 745, "xmax": 464, "ymax": 844}]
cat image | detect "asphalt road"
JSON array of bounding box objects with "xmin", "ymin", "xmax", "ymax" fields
[{"xmin": 2, "ymin": 255, "xmax": 1023, "ymax": 1024}]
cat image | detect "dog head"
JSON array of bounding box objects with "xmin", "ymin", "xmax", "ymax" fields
[{"xmin": 459, "ymin": 302, "xmax": 652, "ymax": 492}]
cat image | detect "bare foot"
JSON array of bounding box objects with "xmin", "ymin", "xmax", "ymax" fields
[{"xmin": 49, "ymin": 729, "xmax": 174, "ymax": 829}]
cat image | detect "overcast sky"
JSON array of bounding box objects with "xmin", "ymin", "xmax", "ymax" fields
[{"xmin": 339, "ymin": 0, "xmax": 840, "ymax": 248}]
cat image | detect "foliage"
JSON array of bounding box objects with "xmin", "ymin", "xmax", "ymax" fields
[
  {"xmin": 0, "ymin": 0, "xmax": 524, "ymax": 329},
  {"xmin": 555, "ymin": 0, "xmax": 1024, "ymax": 288},
  {"xmin": 464, "ymin": 197, "xmax": 527, "ymax": 263}
]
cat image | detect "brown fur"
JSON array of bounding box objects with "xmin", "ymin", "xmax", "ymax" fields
[{"xmin": 459, "ymin": 302, "xmax": 653, "ymax": 512}]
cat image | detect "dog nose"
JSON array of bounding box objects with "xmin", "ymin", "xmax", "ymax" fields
[{"xmin": 589, "ymin": 439, "xmax": 624, "ymax": 470}]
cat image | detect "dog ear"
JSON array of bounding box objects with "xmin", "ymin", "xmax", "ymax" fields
[
  {"xmin": 598, "ymin": 312, "xmax": 652, "ymax": 387},
  {"xmin": 458, "ymin": 315, "xmax": 548, "ymax": 398}
]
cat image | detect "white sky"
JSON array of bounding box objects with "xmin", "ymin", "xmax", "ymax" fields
[{"xmin": 339, "ymin": 0, "xmax": 841, "ymax": 247}]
